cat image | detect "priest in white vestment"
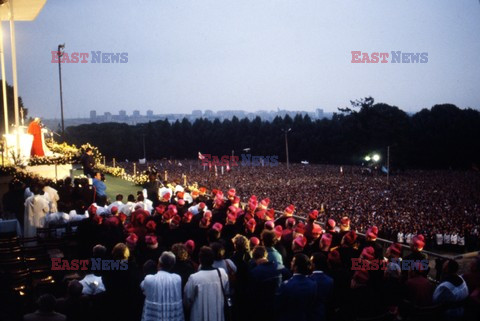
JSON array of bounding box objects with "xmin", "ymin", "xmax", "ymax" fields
[
  {"xmin": 184, "ymin": 246, "xmax": 229, "ymax": 321},
  {"xmin": 24, "ymin": 189, "xmax": 50, "ymax": 237},
  {"xmin": 141, "ymin": 251, "xmax": 185, "ymax": 321}
]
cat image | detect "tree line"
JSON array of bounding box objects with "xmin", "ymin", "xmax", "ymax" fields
[{"xmin": 62, "ymin": 98, "xmax": 480, "ymax": 170}]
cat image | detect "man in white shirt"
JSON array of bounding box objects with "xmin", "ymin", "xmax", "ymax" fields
[
  {"xmin": 121, "ymin": 194, "xmax": 136, "ymax": 216},
  {"xmin": 24, "ymin": 186, "xmax": 50, "ymax": 237},
  {"xmin": 108, "ymin": 194, "xmax": 125, "ymax": 213},
  {"xmin": 397, "ymin": 232, "xmax": 404, "ymax": 244},
  {"xmin": 436, "ymin": 232, "xmax": 444, "ymax": 248},
  {"xmin": 141, "ymin": 252, "xmax": 184, "ymax": 321}
]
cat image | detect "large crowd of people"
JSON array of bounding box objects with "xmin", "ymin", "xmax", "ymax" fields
[{"xmin": 1, "ymin": 163, "xmax": 479, "ymax": 321}]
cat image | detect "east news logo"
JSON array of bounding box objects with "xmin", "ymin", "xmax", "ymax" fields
[{"xmin": 351, "ymin": 51, "xmax": 428, "ymax": 63}]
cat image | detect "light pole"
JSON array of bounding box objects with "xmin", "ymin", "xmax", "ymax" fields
[
  {"xmin": 387, "ymin": 146, "xmax": 390, "ymax": 186},
  {"xmin": 283, "ymin": 128, "xmax": 291, "ymax": 170},
  {"xmin": 57, "ymin": 44, "xmax": 65, "ymax": 136}
]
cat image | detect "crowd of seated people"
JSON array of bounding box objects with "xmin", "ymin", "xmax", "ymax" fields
[{"xmin": 8, "ymin": 177, "xmax": 480, "ymax": 321}]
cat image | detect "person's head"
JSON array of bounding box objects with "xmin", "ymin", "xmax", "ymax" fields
[
  {"xmin": 252, "ymin": 245, "xmax": 267, "ymax": 262},
  {"xmin": 36, "ymin": 293, "xmax": 56, "ymax": 313},
  {"xmin": 143, "ymin": 260, "xmax": 157, "ymax": 276},
  {"xmin": 261, "ymin": 229, "xmax": 277, "ymax": 248},
  {"xmin": 384, "ymin": 262, "xmax": 401, "ymax": 280},
  {"xmin": 291, "ymin": 253, "xmax": 311, "ymax": 275},
  {"xmin": 171, "ymin": 243, "xmax": 189, "ymax": 262},
  {"xmin": 34, "ymin": 117, "xmax": 41, "ymax": 123},
  {"xmin": 67, "ymin": 280, "xmax": 83, "ymax": 298},
  {"xmin": 310, "ymin": 252, "xmax": 328, "ymax": 272},
  {"xmin": 92, "ymin": 244, "xmax": 106, "ymax": 258},
  {"xmin": 112, "ymin": 243, "xmax": 130, "ymax": 261},
  {"xmin": 211, "ymin": 242, "xmax": 225, "ymax": 261},
  {"xmin": 158, "ymin": 251, "xmax": 176, "ymax": 272},
  {"xmin": 127, "ymin": 194, "xmax": 135, "ymax": 202},
  {"xmin": 116, "ymin": 194, "xmax": 124, "ymax": 202},
  {"xmin": 198, "ymin": 246, "xmax": 214, "ymax": 268},
  {"xmin": 232, "ymin": 234, "xmax": 249, "ymax": 253},
  {"xmin": 442, "ymin": 259, "xmax": 459, "ymax": 276},
  {"xmin": 94, "ymin": 172, "xmax": 102, "ymax": 180}
]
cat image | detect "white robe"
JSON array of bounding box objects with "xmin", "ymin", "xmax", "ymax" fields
[
  {"xmin": 43, "ymin": 186, "xmax": 60, "ymax": 213},
  {"xmin": 184, "ymin": 269, "xmax": 228, "ymax": 321},
  {"xmin": 141, "ymin": 271, "xmax": 184, "ymax": 321},
  {"xmin": 24, "ymin": 195, "xmax": 49, "ymax": 237}
]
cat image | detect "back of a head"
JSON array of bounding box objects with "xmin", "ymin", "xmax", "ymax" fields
[
  {"xmin": 92, "ymin": 244, "xmax": 107, "ymax": 259},
  {"xmin": 116, "ymin": 194, "xmax": 124, "ymax": 201},
  {"xmin": 112, "ymin": 243, "xmax": 130, "ymax": 261},
  {"xmin": 159, "ymin": 251, "xmax": 176, "ymax": 272},
  {"xmin": 252, "ymin": 246, "xmax": 267, "ymax": 261},
  {"xmin": 210, "ymin": 242, "xmax": 225, "ymax": 260},
  {"xmin": 293, "ymin": 253, "xmax": 311, "ymax": 275},
  {"xmin": 171, "ymin": 243, "xmax": 189, "ymax": 261},
  {"xmin": 261, "ymin": 229, "xmax": 276, "ymax": 247},
  {"xmin": 199, "ymin": 246, "xmax": 214, "ymax": 268},
  {"xmin": 128, "ymin": 194, "xmax": 135, "ymax": 202},
  {"xmin": 68, "ymin": 280, "xmax": 84, "ymax": 298},
  {"xmin": 37, "ymin": 293, "xmax": 56, "ymax": 313},
  {"xmin": 232, "ymin": 234, "xmax": 249, "ymax": 253},
  {"xmin": 311, "ymin": 252, "xmax": 328, "ymax": 272},
  {"xmin": 445, "ymin": 259, "xmax": 459, "ymax": 275}
]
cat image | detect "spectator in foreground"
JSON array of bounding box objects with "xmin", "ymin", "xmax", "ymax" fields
[
  {"xmin": 23, "ymin": 293, "xmax": 66, "ymax": 321},
  {"xmin": 141, "ymin": 251, "xmax": 184, "ymax": 321}
]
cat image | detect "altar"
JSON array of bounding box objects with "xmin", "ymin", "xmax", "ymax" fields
[{"xmin": 3, "ymin": 125, "xmax": 53, "ymax": 162}]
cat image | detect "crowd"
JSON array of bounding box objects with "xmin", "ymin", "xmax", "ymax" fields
[{"xmin": 2, "ymin": 166, "xmax": 480, "ymax": 321}]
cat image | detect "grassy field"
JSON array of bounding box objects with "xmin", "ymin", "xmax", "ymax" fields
[{"xmin": 73, "ymin": 169, "xmax": 139, "ymax": 201}]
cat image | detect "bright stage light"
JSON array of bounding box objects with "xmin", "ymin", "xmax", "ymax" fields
[
  {"xmin": 364, "ymin": 156, "xmax": 371, "ymax": 161},
  {"xmin": 372, "ymin": 154, "xmax": 380, "ymax": 162}
]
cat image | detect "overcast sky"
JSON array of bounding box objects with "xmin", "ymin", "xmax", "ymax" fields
[{"xmin": 3, "ymin": 0, "xmax": 480, "ymax": 119}]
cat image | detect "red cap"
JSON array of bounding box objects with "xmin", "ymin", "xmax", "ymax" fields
[
  {"xmin": 312, "ymin": 223, "xmax": 323, "ymax": 235},
  {"xmin": 250, "ymin": 237, "xmax": 260, "ymax": 247},
  {"xmin": 185, "ymin": 240, "xmax": 195, "ymax": 253},
  {"xmin": 341, "ymin": 216, "xmax": 350, "ymax": 226},
  {"xmin": 183, "ymin": 211, "xmax": 193, "ymax": 223},
  {"xmin": 110, "ymin": 206, "xmax": 119, "ymax": 215},
  {"xmin": 212, "ymin": 222, "xmax": 223, "ymax": 232},
  {"xmin": 361, "ymin": 246, "xmax": 375, "ymax": 261},
  {"xmin": 227, "ymin": 211, "xmax": 237, "ymax": 223},
  {"xmin": 204, "ymin": 211, "xmax": 212, "ymax": 220},
  {"xmin": 118, "ymin": 212, "xmax": 127, "ymax": 223},
  {"xmin": 177, "ymin": 199, "xmax": 185, "ymax": 206},
  {"xmin": 260, "ymin": 198, "xmax": 270, "ymax": 208},
  {"xmin": 264, "ymin": 220, "xmax": 275, "ymax": 230},
  {"xmin": 145, "ymin": 235, "xmax": 158, "ymax": 248},
  {"xmin": 320, "ymin": 233, "xmax": 332, "ymax": 247},
  {"xmin": 343, "ymin": 230, "xmax": 357, "ymax": 246},
  {"xmin": 248, "ymin": 200, "xmax": 258, "ymax": 212},
  {"xmin": 198, "ymin": 187, "xmax": 207, "ymax": 195},
  {"xmin": 177, "ymin": 191, "xmax": 185, "ymax": 199},
  {"xmin": 155, "ymin": 205, "xmax": 166, "ymax": 214},
  {"xmin": 88, "ymin": 205, "xmax": 97, "ymax": 215},
  {"xmin": 146, "ymin": 220, "xmax": 156, "ymax": 232},
  {"xmin": 295, "ymin": 222, "xmax": 306, "ymax": 235},
  {"xmin": 388, "ymin": 242, "xmax": 402, "ymax": 256},
  {"xmin": 126, "ymin": 233, "xmax": 138, "ymax": 246},
  {"xmin": 163, "ymin": 192, "xmax": 171, "ymax": 200},
  {"xmin": 274, "ymin": 225, "xmax": 283, "ymax": 239},
  {"xmin": 168, "ymin": 204, "xmax": 178, "ymax": 215},
  {"xmin": 412, "ymin": 234, "xmax": 425, "ymax": 250},
  {"xmin": 191, "ymin": 190, "xmax": 199, "ymax": 197},
  {"xmin": 232, "ymin": 196, "xmax": 240, "ymax": 205},
  {"xmin": 284, "ymin": 204, "xmax": 295, "ymax": 215},
  {"xmin": 255, "ymin": 209, "xmax": 266, "ymax": 220},
  {"xmin": 353, "ymin": 269, "xmax": 369, "ymax": 285},
  {"xmin": 170, "ymin": 214, "xmax": 181, "ymax": 226},
  {"xmin": 309, "ymin": 210, "xmax": 319, "ymax": 220},
  {"xmin": 286, "ymin": 217, "xmax": 296, "ymax": 228},
  {"xmin": 293, "ymin": 235, "xmax": 307, "ymax": 248},
  {"xmin": 367, "ymin": 226, "xmax": 378, "ymax": 240},
  {"xmin": 327, "ymin": 219, "xmax": 336, "ymax": 229},
  {"xmin": 265, "ymin": 209, "xmax": 275, "ymax": 221},
  {"xmin": 198, "ymin": 202, "xmax": 206, "ymax": 210},
  {"xmin": 246, "ymin": 218, "xmax": 256, "ymax": 231},
  {"xmin": 228, "ymin": 188, "xmax": 236, "ymax": 198}
]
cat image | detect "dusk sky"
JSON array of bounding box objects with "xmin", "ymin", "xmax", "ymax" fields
[{"xmin": 3, "ymin": 0, "xmax": 480, "ymax": 119}]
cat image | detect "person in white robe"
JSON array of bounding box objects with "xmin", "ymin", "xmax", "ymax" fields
[
  {"xmin": 184, "ymin": 246, "xmax": 228, "ymax": 321},
  {"xmin": 43, "ymin": 184, "xmax": 60, "ymax": 213},
  {"xmin": 24, "ymin": 188, "xmax": 50, "ymax": 237},
  {"xmin": 141, "ymin": 252, "xmax": 184, "ymax": 321}
]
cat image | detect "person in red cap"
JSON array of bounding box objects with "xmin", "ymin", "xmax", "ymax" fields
[
  {"xmin": 304, "ymin": 209, "xmax": 319, "ymax": 242},
  {"xmin": 305, "ymin": 223, "xmax": 323, "ymax": 256},
  {"xmin": 142, "ymin": 235, "xmax": 164, "ymax": 265},
  {"xmin": 338, "ymin": 230, "xmax": 360, "ymax": 270},
  {"xmin": 275, "ymin": 204, "xmax": 295, "ymax": 228},
  {"xmin": 359, "ymin": 225, "xmax": 382, "ymax": 257},
  {"xmin": 326, "ymin": 218, "xmax": 342, "ymax": 248},
  {"xmin": 404, "ymin": 234, "xmax": 428, "ymax": 261},
  {"xmin": 244, "ymin": 218, "xmax": 258, "ymax": 239}
]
